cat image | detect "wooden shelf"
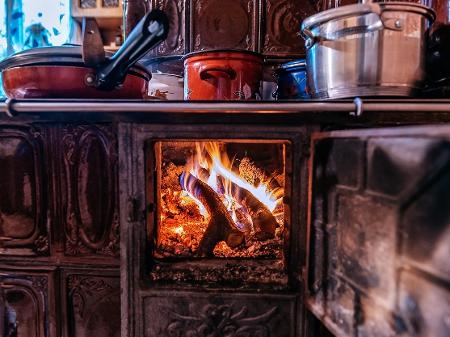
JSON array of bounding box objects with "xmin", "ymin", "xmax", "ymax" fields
[{"xmin": 71, "ymin": 0, "xmax": 123, "ymax": 19}]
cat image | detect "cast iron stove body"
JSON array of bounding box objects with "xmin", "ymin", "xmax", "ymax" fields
[{"xmin": 0, "ymin": 100, "xmax": 449, "ymax": 337}]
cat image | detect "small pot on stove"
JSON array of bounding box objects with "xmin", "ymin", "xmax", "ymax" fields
[
  {"xmin": 183, "ymin": 50, "xmax": 264, "ymax": 100},
  {"xmin": 273, "ymin": 59, "xmax": 310, "ymax": 100}
]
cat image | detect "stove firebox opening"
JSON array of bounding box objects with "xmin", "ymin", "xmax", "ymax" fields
[{"xmin": 154, "ymin": 140, "xmax": 287, "ymax": 259}]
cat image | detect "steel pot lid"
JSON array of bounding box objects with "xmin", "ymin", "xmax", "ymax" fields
[
  {"xmin": 0, "ymin": 44, "xmax": 149, "ymax": 75},
  {"xmin": 301, "ymin": 1, "xmax": 435, "ymax": 33},
  {"xmin": 152, "ymin": 71, "xmax": 183, "ymax": 78},
  {"xmin": 141, "ymin": 54, "xmax": 183, "ymax": 65},
  {"xmin": 277, "ymin": 59, "xmax": 306, "ymax": 73},
  {"xmin": 301, "ymin": 2, "xmax": 381, "ymax": 32},
  {"xmin": 140, "ymin": 54, "xmax": 184, "ymax": 76}
]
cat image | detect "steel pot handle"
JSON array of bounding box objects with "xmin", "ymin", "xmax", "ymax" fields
[
  {"xmin": 302, "ymin": 28, "xmax": 320, "ymax": 49},
  {"xmin": 95, "ymin": 9, "xmax": 169, "ymax": 90},
  {"xmin": 301, "ymin": 2, "xmax": 381, "ymax": 31},
  {"xmin": 302, "ymin": 11, "xmax": 384, "ymax": 48},
  {"xmin": 304, "ymin": 24, "xmax": 385, "ymax": 49},
  {"xmin": 200, "ymin": 66, "xmax": 237, "ymax": 80},
  {"xmin": 301, "ymin": 2, "xmax": 383, "ymax": 47}
]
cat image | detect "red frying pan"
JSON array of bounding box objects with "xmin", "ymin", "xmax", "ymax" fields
[{"xmin": 0, "ymin": 9, "xmax": 169, "ymax": 99}]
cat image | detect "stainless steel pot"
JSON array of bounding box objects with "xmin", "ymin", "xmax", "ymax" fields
[{"xmin": 301, "ymin": 1, "xmax": 435, "ymax": 99}]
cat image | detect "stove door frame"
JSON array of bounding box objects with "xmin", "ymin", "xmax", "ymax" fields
[
  {"xmin": 148, "ymin": 138, "xmax": 290, "ymax": 263},
  {"xmin": 118, "ymin": 123, "xmax": 311, "ymax": 337}
]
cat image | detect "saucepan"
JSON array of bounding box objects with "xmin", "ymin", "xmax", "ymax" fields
[
  {"xmin": 183, "ymin": 50, "xmax": 264, "ymax": 100},
  {"xmin": 0, "ymin": 9, "xmax": 169, "ymax": 99},
  {"xmin": 273, "ymin": 59, "xmax": 309, "ymax": 100}
]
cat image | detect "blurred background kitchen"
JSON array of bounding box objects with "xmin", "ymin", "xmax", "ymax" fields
[{"xmin": 0, "ymin": 0, "xmax": 125, "ymax": 97}]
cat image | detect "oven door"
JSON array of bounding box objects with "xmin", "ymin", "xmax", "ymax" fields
[{"xmin": 306, "ymin": 125, "xmax": 450, "ymax": 337}]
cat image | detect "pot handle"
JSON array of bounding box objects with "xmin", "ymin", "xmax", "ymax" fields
[
  {"xmin": 95, "ymin": 9, "xmax": 169, "ymax": 90},
  {"xmin": 200, "ymin": 66, "xmax": 237, "ymax": 80},
  {"xmin": 303, "ymin": 14, "xmax": 384, "ymax": 49},
  {"xmin": 301, "ymin": 2, "xmax": 383, "ymax": 47}
]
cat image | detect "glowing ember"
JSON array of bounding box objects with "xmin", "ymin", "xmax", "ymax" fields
[{"xmin": 172, "ymin": 226, "xmax": 184, "ymax": 235}]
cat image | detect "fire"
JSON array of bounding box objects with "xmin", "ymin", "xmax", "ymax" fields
[
  {"xmin": 180, "ymin": 190, "xmax": 208, "ymax": 216},
  {"xmin": 157, "ymin": 140, "xmax": 285, "ymax": 258},
  {"xmin": 179, "ymin": 142, "xmax": 284, "ymax": 233}
]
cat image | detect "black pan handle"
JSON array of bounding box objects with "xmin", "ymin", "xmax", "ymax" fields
[{"xmin": 95, "ymin": 9, "xmax": 169, "ymax": 90}]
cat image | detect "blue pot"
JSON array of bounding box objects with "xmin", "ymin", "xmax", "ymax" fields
[{"xmin": 274, "ymin": 59, "xmax": 309, "ymax": 100}]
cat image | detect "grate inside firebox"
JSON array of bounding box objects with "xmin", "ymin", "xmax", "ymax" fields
[{"xmin": 153, "ymin": 140, "xmax": 287, "ymax": 259}]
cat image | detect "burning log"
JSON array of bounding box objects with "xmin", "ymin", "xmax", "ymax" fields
[
  {"xmin": 199, "ymin": 167, "xmax": 277, "ymax": 240},
  {"xmin": 239, "ymin": 157, "xmax": 283, "ymax": 191},
  {"xmin": 227, "ymin": 180, "xmax": 277, "ymax": 240},
  {"xmin": 179, "ymin": 172, "xmax": 245, "ymax": 257}
]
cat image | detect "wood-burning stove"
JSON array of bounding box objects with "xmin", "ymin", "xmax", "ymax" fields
[{"xmin": 0, "ymin": 99, "xmax": 448, "ymax": 337}]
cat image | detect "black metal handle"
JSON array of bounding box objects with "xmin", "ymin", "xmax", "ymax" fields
[{"xmin": 95, "ymin": 9, "xmax": 169, "ymax": 90}]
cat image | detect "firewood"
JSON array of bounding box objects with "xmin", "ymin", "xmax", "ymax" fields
[
  {"xmin": 179, "ymin": 172, "xmax": 244, "ymax": 257},
  {"xmin": 228, "ymin": 181, "xmax": 277, "ymax": 240},
  {"xmin": 199, "ymin": 168, "xmax": 277, "ymax": 241},
  {"xmin": 239, "ymin": 157, "xmax": 282, "ymax": 192}
]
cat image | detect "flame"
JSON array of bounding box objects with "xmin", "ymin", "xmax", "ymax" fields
[
  {"xmin": 180, "ymin": 142, "xmax": 283, "ymax": 231},
  {"xmin": 180, "ymin": 189, "xmax": 208, "ymax": 217}
]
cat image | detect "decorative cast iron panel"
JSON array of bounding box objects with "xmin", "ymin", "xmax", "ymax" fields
[
  {"xmin": 307, "ymin": 127, "xmax": 450, "ymax": 337},
  {"xmin": 65, "ymin": 272, "xmax": 120, "ymax": 337},
  {"xmin": 262, "ymin": 0, "xmax": 320, "ymax": 57},
  {"xmin": 149, "ymin": 0, "xmax": 186, "ymax": 55},
  {"xmin": 61, "ymin": 125, "xmax": 119, "ymax": 258},
  {"xmin": 0, "ymin": 271, "xmax": 54, "ymax": 337},
  {"xmin": 191, "ymin": 0, "xmax": 257, "ymax": 51},
  {"xmin": 142, "ymin": 292, "xmax": 297, "ymax": 337},
  {"xmin": 0, "ymin": 126, "xmax": 49, "ymax": 256},
  {"xmin": 141, "ymin": 0, "xmax": 324, "ymax": 58}
]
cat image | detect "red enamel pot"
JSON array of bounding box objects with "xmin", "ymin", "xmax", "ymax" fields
[
  {"xmin": 183, "ymin": 50, "xmax": 264, "ymax": 100},
  {"xmin": 0, "ymin": 10, "xmax": 169, "ymax": 99}
]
